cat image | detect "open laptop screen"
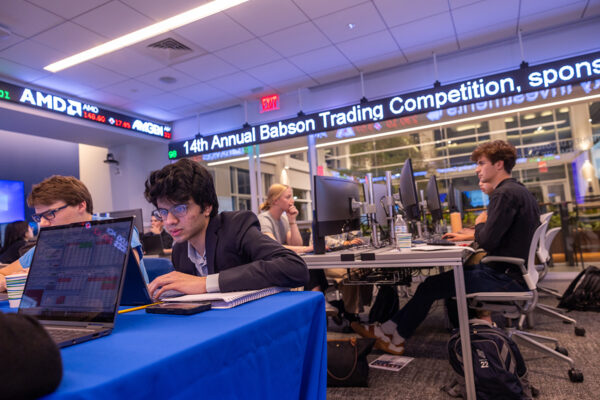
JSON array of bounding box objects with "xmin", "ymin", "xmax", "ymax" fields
[{"xmin": 19, "ymin": 218, "xmax": 134, "ymax": 323}]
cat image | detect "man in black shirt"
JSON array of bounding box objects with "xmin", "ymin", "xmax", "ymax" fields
[{"xmin": 352, "ymin": 140, "xmax": 540, "ymax": 355}]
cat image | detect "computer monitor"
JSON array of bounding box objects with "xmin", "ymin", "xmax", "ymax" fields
[
  {"xmin": 464, "ymin": 190, "xmax": 490, "ymax": 208},
  {"xmin": 96, "ymin": 208, "xmax": 144, "ymax": 235},
  {"xmin": 0, "ymin": 179, "xmax": 25, "ymax": 223},
  {"xmin": 363, "ymin": 182, "xmax": 389, "ymax": 228},
  {"xmin": 398, "ymin": 159, "xmax": 421, "ymax": 221},
  {"xmin": 426, "ymin": 175, "xmax": 443, "ymax": 223},
  {"xmin": 312, "ymin": 175, "xmax": 361, "ymax": 254},
  {"xmin": 447, "ymin": 185, "xmax": 463, "ymax": 216}
]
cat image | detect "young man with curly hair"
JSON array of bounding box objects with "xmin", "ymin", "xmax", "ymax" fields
[{"xmin": 144, "ymin": 159, "xmax": 308, "ymax": 298}]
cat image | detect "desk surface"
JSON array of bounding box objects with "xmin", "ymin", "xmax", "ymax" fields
[{"xmin": 1, "ymin": 291, "xmax": 327, "ymax": 400}]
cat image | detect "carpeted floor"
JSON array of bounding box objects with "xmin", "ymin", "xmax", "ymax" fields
[{"xmin": 326, "ymin": 272, "xmax": 599, "ymax": 399}]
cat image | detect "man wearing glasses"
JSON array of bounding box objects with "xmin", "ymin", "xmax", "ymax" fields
[
  {"xmin": 144, "ymin": 159, "xmax": 308, "ymax": 298},
  {"xmin": 0, "ymin": 176, "xmax": 148, "ymax": 291}
]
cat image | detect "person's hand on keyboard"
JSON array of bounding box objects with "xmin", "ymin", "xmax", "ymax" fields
[{"xmin": 443, "ymin": 228, "xmax": 475, "ymax": 242}]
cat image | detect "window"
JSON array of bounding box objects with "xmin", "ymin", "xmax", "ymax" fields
[{"xmin": 229, "ymin": 167, "xmax": 252, "ymax": 211}]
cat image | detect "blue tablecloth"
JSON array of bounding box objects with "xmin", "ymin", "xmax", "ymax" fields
[{"xmin": 2, "ymin": 291, "xmax": 327, "ymax": 399}]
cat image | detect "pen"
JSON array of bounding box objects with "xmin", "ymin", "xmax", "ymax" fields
[{"xmin": 118, "ymin": 301, "xmax": 163, "ymax": 314}]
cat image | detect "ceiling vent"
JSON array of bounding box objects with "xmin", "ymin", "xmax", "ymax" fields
[
  {"xmin": 148, "ymin": 37, "xmax": 192, "ymax": 52},
  {"xmin": 138, "ymin": 33, "xmax": 205, "ymax": 65}
]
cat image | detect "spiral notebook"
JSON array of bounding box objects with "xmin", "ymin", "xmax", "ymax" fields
[{"xmin": 162, "ymin": 287, "xmax": 288, "ymax": 309}]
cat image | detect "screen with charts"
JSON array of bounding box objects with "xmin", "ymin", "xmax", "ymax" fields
[{"xmin": 20, "ymin": 219, "xmax": 133, "ymax": 322}]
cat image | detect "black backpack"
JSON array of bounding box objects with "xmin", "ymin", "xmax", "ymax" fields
[
  {"xmin": 558, "ymin": 265, "xmax": 600, "ymax": 311},
  {"xmin": 443, "ymin": 320, "xmax": 535, "ymax": 400}
]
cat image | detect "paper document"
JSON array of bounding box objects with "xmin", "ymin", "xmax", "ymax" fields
[
  {"xmin": 369, "ymin": 355, "xmax": 414, "ymax": 372},
  {"xmin": 162, "ymin": 287, "xmax": 288, "ymax": 309}
]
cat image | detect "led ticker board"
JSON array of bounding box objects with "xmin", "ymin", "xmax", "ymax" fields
[
  {"xmin": 168, "ymin": 50, "xmax": 600, "ymax": 159},
  {"xmin": 0, "ymin": 80, "xmax": 172, "ymax": 139}
]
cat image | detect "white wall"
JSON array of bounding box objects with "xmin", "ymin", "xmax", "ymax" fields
[
  {"xmin": 108, "ymin": 142, "xmax": 170, "ymax": 225},
  {"xmin": 78, "ymin": 143, "xmax": 113, "ymax": 213}
]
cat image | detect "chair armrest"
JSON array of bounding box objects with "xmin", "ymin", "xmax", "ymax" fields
[{"xmin": 481, "ymin": 256, "xmax": 526, "ymax": 274}]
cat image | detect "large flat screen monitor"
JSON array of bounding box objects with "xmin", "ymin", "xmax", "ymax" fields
[
  {"xmin": 398, "ymin": 159, "xmax": 421, "ymax": 221},
  {"xmin": 426, "ymin": 175, "xmax": 443, "ymax": 222},
  {"xmin": 96, "ymin": 208, "xmax": 144, "ymax": 235},
  {"xmin": 0, "ymin": 179, "xmax": 25, "ymax": 224},
  {"xmin": 448, "ymin": 185, "xmax": 463, "ymax": 216},
  {"xmin": 313, "ymin": 175, "xmax": 361, "ymax": 254},
  {"xmin": 464, "ymin": 190, "xmax": 490, "ymax": 208}
]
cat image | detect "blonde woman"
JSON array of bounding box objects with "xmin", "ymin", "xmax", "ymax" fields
[{"xmin": 258, "ymin": 184, "xmax": 312, "ymax": 254}]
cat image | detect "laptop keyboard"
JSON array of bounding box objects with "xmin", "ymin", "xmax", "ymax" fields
[{"xmin": 44, "ymin": 327, "xmax": 97, "ymax": 343}]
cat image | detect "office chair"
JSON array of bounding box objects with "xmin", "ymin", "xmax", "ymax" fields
[
  {"xmin": 143, "ymin": 257, "xmax": 174, "ymax": 282},
  {"xmin": 534, "ymin": 220, "xmax": 584, "ymax": 335},
  {"xmin": 466, "ymin": 223, "xmax": 584, "ymax": 382}
]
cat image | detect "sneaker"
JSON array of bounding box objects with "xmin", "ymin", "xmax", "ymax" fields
[{"xmin": 350, "ymin": 321, "xmax": 405, "ymax": 356}]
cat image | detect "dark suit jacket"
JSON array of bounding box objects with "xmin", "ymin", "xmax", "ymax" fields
[{"xmin": 171, "ymin": 210, "xmax": 309, "ymax": 292}]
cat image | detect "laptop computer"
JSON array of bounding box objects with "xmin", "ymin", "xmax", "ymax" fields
[
  {"xmin": 18, "ymin": 217, "xmax": 134, "ymax": 348},
  {"xmin": 141, "ymin": 234, "xmax": 164, "ymax": 255},
  {"xmin": 120, "ymin": 253, "xmax": 153, "ymax": 306}
]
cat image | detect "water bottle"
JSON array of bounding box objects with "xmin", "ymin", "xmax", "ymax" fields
[{"xmin": 394, "ymin": 214, "xmax": 411, "ymax": 251}]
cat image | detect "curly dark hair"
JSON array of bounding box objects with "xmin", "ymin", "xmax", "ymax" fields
[
  {"xmin": 471, "ymin": 140, "xmax": 517, "ymax": 173},
  {"xmin": 144, "ymin": 159, "xmax": 219, "ymax": 218}
]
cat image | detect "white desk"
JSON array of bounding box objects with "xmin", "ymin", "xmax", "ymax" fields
[{"xmin": 304, "ymin": 245, "xmax": 476, "ymax": 400}]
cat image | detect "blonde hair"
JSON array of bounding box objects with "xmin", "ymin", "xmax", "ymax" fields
[{"xmin": 260, "ymin": 184, "xmax": 290, "ymax": 211}]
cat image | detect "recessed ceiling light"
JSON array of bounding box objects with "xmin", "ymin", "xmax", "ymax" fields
[
  {"xmin": 44, "ymin": 0, "xmax": 248, "ymax": 72},
  {"xmin": 347, "ymin": 23, "xmax": 356, "ymax": 30}
]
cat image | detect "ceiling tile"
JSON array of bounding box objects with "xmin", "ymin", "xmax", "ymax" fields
[
  {"xmin": 457, "ymin": 20, "xmax": 517, "ymax": 49},
  {"xmin": 289, "ymin": 46, "xmax": 353, "ymax": 74},
  {"xmin": 0, "ymin": 40, "xmax": 67, "ymax": 70},
  {"xmin": 269, "ymin": 76, "xmax": 319, "ymax": 94},
  {"xmin": 519, "ymin": 2, "xmax": 588, "ymax": 33},
  {"xmin": 78, "ymin": 89, "xmax": 131, "ymax": 107},
  {"xmin": 170, "ymin": 82, "xmax": 231, "ymax": 103},
  {"xmin": 310, "ymin": 64, "xmax": 359, "ymax": 86},
  {"xmin": 390, "ymin": 13, "xmax": 456, "ymax": 49},
  {"xmin": 171, "ymin": 54, "xmax": 238, "ymax": 82},
  {"xmin": 451, "ymin": 0, "xmax": 519, "ymax": 34},
  {"xmin": 0, "ymin": 1, "xmax": 64, "ymax": 38},
  {"xmin": 31, "ymin": 74, "xmax": 94, "ymax": 96},
  {"xmin": 520, "ymin": 0, "xmax": 584, "ymax": 17},
  {"xmin": 93, "ymin": 48, "xmax": 165, "ymax": 78},
  {"xmin": 353, "ymin": 51, "xmax": 407, "ymax": 74},
  {"xmin": 313, "ymin": 2, "xmax": 387, "ymax": 43},
  {"xmin": 31, "ymin": 22, "xmax": 105, "ymax": 55},
  {"xmin": 0, "ymin": 57, "xmax": 50, "ymax": 83},
  {"xmin": 73, "ymin": 1, "xmax": 153, "ymax": 38},
  {"xmin": 449, "ymin": 0, "xmax": 485, "ymax": 8},
  {"xmin": 247, "ymin": 59, "xmax": 308, "ymax": 85},
  {"xmin": 208, "ymin": 71, "xmax": 267, "ymax": 97},
  {"xmin": 337, "ymin": 30, "xmax": 399, "ymax": 64},
  {"xmin": 120, "ymin": 102, "xmax": 179, "ymax": 122},
  {"xmin": 226, "ymin": 0, "xmax": 308, "ymax": 36},
  {"xmin": 0, "ymin": 32, "xmax": 25, "ymax": 52},
  {"xmin": 102, "ymin": 79, "xmax": 162, "ymax": 100},
  {"xmin": 175, "ymin": 13, "xmax": 254, "ymax": 53},
  {"xmin": 583, "ymin": 0, "xmax": 600, "ymax": 18},
  {"xmin": 215, "ymin": 39, "xmax": 281, "ymax": 70},
  {"xmin": 261, "ymin": 22, "xmax": 332, "ymax": 57},
  {"xmin": 292, "ymin": 0, "xmax": 367, "ymax": 19},
  {"xmin": 120, "ymin": 0, "xmax": 206, "ymax": 20},
  {"xmin": 402, "ymin": 38, "xmax": 460, "ymax": 63},
  {"xmin": 141, "ymin": 92, "xmax": 198, "ymax": 111},
  {"xmin": 136, "ymin": 67, "xmax": 201, "ymax": 91},
  {"xmin": 52, "ymin": 63, "xmax": 127, "ymax": 90},
  {"xmin": 29, "ymin": 0, "xmax": 110, "ymax": 19},
  {"xmin": 374, "ymin": 0, "xmax": 449, "ymax": 27}
]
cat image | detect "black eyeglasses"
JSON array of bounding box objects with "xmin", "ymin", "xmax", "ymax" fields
[
  {"xmin": 32, "ymin": 204, "xmax": 69, "ymax": 223},
  {"xmin": 152, "ymin": 204, "xmax": 188, "ymax": 221}
]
